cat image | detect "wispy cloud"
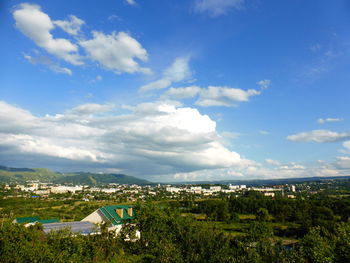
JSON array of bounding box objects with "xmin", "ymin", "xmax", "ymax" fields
[
  {"xmin": 259, "ymin": 130, "xmax": 270, "ymax": 135},
  {"xmin": 162, "ymin": 86, "xmax": 201, "ymax": 99},
  {"xmin": 257, "ymin": 79, "xmax": 271, "ymax": 89},
  {"xmin": 161, "ymin": 80, "xmax": 268, "ymax": 107},
  {"xmin": 125, "ymin": 0, "xmax": 136, "ymax": 6},
  {"xmin": 193, "ymin": 0, "xmax": 244, "ymax": 17},
  {"xmin": 140, "ymin": 57, "xmax": 191, "ymax": 92},
  {"xmin": 195, "ymin": 86, "xmax": 261, "ymax": 107},
  {"xmin": 287, "ymin": 129, "xmax": 350, "ymax": 143},
  {"xmin": 23, "ymin": 53, "xmax": 72, "ymax": 75},
  {"xmin": 318, "ymin": 117, "xmax": 344, "ymax": 124},
  {"xmin": 53, "ymin": 15, "xmax": 85, "ymax": 36}
]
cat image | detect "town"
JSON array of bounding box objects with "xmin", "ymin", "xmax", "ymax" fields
[
  {"xmin": 1, "ymin": 181, "xmax": 305, "ymax": 202},
  {"xmin": 3, "ymin": 176, "xmax": 350, "ymax": 203}
]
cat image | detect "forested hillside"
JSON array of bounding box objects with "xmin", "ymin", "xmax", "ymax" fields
[{"xmin": 0, "ymin": 165, "xmax": 150, "ymax": 185}]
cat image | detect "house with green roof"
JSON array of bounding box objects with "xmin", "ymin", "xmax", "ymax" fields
[
  {"xmin": 82, "ymin": 205, "xmax": 138, "ymax": 236},
  {"xmin": 13, "ymin": 216, "xmax": 40, "ymax": 224},
  {"xmin": 82, "ymin": 205, "xmax": 135, "ymax": 226},
  {"xmin": 13, "ymin": 216, "xmax": 59, "ymax": 225}
]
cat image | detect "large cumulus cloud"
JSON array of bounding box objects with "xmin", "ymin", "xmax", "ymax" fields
[{"xmin": 0, "ymin": 101, "xmax": 241, "ymax": 178}]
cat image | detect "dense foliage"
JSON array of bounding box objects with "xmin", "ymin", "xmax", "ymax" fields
[{"xmin": 1, "ymin": 194, "xmax": 350, "ymax": 262}]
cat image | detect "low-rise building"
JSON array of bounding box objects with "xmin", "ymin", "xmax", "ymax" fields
[
  {"xmin": 50, "ymin": 185, "xmax": 83, "ymax": 194},
  {"xmin": 210, "ymin": 186, "xmax": 222, "ymax": 192},
  {"xmin": 82, "ymin": 205, "xmax": 138, "ymax": 237},
  {"xmin": 166, "ymin": 187, "xmax": 181, "ymax": 193}
]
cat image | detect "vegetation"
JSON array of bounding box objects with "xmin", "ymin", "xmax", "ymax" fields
[{"xmin": 1, "ymin": 192, "xmax": 350, "ymax": 262}]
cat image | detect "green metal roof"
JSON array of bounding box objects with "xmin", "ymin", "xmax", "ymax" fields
[
  {"xmin": 99, "ymin": 205, "xmax": 135, "ymax": 226},
  {"xmin": 15, "ymin": 217, "xmax": 59, "ymax": 224},
  {"xmin": 15, "ymin": 216, "xmax": 40, "ymax": 224}
]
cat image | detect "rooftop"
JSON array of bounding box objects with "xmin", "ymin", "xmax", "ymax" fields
[
  {"xmin": 99, "ymin": 205, "xmax": 135, "ymax": 226},
  {"xmin": 43, "ymin": 221, "xmax": 98, "ymax": 235}
]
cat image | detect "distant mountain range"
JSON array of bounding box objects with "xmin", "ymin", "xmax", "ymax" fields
[
  {"xmin": 1, "ymin": 165, "xmax": 349, "ymax": 187},
  {"xmin": 0, "ymin": 165, "xmax": 151, "ymax": 185},
  {"xmin": 174, "ymin": 176, "xmax": 350, "ymax": 187}
]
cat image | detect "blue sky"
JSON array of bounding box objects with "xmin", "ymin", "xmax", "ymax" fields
[{"xmin": 1, "ymin": 0, "xmax": 350, "ymax": 182}]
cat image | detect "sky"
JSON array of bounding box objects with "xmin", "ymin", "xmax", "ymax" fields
[{"xmin": 1, "ymin": 0, "xmax": 350, "ymax": 182}]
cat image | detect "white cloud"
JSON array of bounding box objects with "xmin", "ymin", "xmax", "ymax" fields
[
  {"xmin": 2, "ymin": 102, "xmax": 349, "ymax": 181},
  {"xmin": 287, "ymin": 130, "xmax": 350, "ymax": 143},
  {"xmin": 265, "ymin": 159, "xmax": 280, "ymax": 166},
  {"xmin": 0, "ymin": 101, "xmax": 37, "ymax": 133},
  {"xmin": 125, "ymin": 0, "xmax": 136, "ymax": 6},
  {"xmin": 69, "ymin": 103, "xmax": 114, "ymax": 115},
  {"xmin": 161, "ymin": 80, "xmax": 267, "ymax": 107},
  {"xmin": 140, "ymin": 57, "xmax": 191, "ymax": 91},
  {"xmin": 49, "ymin": 65, "xmax": 72, "ymax": 75},
  {"xmin": 13, "ymin": 3, "xmax": 82, "ymax": 65},
  {"xmin": 80, "ymin": 31, "xmax": 150, "ymax": 74},
  {"xmin": 194, "ymin": 0, "xmax": 244, "ymax": 17},
  {"xmin": 108, "ymin": 14, "xmax": 121, "ymax": 21},
  {"xmin": 257, "ymin": 79, "xmax": 271, "ymax": 89},
  {"xmin": 336, "ymin": 157, "xmax": 350, "ymax": 169},
  {"xmin": 172, "ymin": 158, "xmax": 346, "ymax": 181},
  {"xmin": 343, "ymin": 141, "xmax": 350, "ymax": 151},
  {"xmin": 0, "ymin": 101, "xmax": 242, "ymax": 177},
  {"xmin": 221, "ymin": 131, "xmax": 240, "ymax": 139},
  {"xmin": 90, "ymin": 75, "xmax": 103, "ymax": 83},
  {"xmin": 339, "ymin": 141, "xmax": 350, "ymax": 154},
  {"xmin": 162, "ymin": 86, "xmax": 200, "ymax": 99},
  {"xmin": 195, "ymin": 86, "xmax": 261, "ymax": 107},
  {"xmin": 23, "ymin": 53, "xmax": 72, "ymax": 75},
  {"xmin": 53, "ymin": 15, "xmax": 85, "ymax": 35},
  {"xmin": 0, "ymin": 134, "xmax": 106, "ymax": 162},
  {"xmin": 259, "ymin": 130, "xmax": 269, "ymax": 135},
  {"xmin": 318, "ymin": 117, "xmax": 344, "ymax": 124}
]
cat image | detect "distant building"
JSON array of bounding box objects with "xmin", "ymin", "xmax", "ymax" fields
[
  {"xmin": 166, "ymin": 187, "xmax": 181, "ymax": 193},
  {"xmin": 290, "ymin": 185, "xmax": 296, "ymax": 192},
  {"xmin": 100, "ymin": 188, "xmax": 118, "ymax": 193},
  {"xmin": 34, "ymin": 189, "xmax": 50, "ymax": 195},
  {"xmin": 229, "ymin": 185, "xmax": 239, "ymax": 190},
  {"xmin": 50, "ymin": 185, "xmax": 83, "ymax": 194},
  {"xmin": 210, "ymin": 186, "xmax": 222, "ymax": 192},
  {"xmin": 264, "ymin": 192, "xmax": 275, "ymax": 197}
]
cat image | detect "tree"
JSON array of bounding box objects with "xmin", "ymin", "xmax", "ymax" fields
[
  {"xmin": 299, "ymin": 227, "xmax": 334, "ymax": 263},
  {"xmin": 334, "ymin": 222, "xmax": 350, "ymax": 263},
  {"xmin": 256, "ymin": 207, "xmax": 270, "ymax": 222},
  {"xmin": 247, "ymin": 221, "xmax": 274, "ymax": 241}
]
